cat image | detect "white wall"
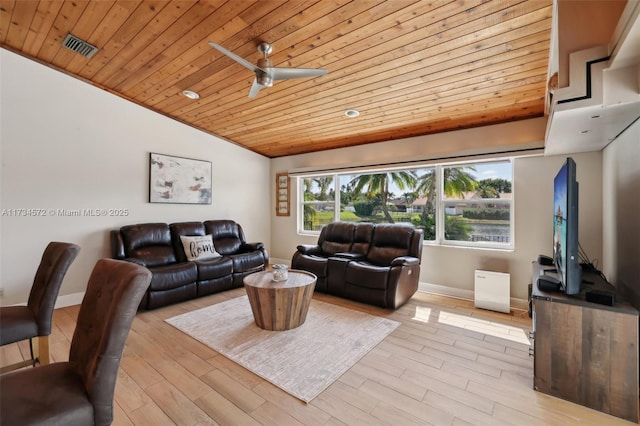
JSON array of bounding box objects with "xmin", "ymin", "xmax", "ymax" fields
[
  {"xmin": 603, "ymin": 119, "xmax": 640, "ymax": 308},
  {"xmin": 270, "ymin": 120, "xmax": 604, "ymax": 302},
  {"xmin": 0, "ymin": 49, "xmax": 271, "ymax": 306}
]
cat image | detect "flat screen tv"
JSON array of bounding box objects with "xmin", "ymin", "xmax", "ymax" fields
[{"xmin": 553, "ymin": 157, "xmax": 581, "ymax": 295}]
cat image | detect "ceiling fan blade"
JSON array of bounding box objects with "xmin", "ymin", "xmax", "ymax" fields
[
  {"xmin": 248, "ymin": 78, "xmax": 263, "ymax": 98},
  {"xmin": 270, "ymin": 67, "xmax": 328, "ymax": 80},
  {"xmin": 208, "ymin": 42, "xmax": 265, "ymax": 73}
]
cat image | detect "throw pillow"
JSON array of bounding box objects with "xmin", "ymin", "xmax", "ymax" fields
[{"xmin": 180, "ymin": 235, "xmax": 221, "ymax": 261}]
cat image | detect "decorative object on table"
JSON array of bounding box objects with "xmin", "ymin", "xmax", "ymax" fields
[
  {"xmin": 276, "ymin": 172, "xmax": 290, "ymax": 216},
  {"xmin": 149, "ymin": 153, "xmax": 212, "ymax": 204},
  {"xmin": 271, "ymin": 264, "xmax": 288, "ymax": 281},
  {"xmin": 165, "ymin": 295, "xmax": 400, "ymax": 403}
]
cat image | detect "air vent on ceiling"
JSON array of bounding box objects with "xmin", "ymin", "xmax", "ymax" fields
[{"xmin": 61, "ymin": 34, "xmax": 98, "ymax": 58}]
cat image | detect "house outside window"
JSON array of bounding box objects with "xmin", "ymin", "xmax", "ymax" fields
[{"xmin": 297, "ymin": 159, "xmax": 513, "ymax": 249}]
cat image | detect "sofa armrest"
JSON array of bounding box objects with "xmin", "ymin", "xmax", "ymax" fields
[
  {"xmin": 241, "ymin": 242, "xmax": 264, "ymax": 252},
  {"xmin": 390, "ymin": 256, "xmax": 420, "ymax": 267},
  {"xmin": 110, "ymin": 230, "xmax": 125, "ymax": 259},
  {"xmin": 296, "ymin": 244, "xmax": 321, "ymax": 255},
  {"xmin": 333, "ymin": 252, "xmax": 365, "ymax": 260}
]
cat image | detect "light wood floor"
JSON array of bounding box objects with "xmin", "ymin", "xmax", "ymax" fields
[{"xmin": 1, "ymin": 289, "xmax": 636, "ymax": 426}]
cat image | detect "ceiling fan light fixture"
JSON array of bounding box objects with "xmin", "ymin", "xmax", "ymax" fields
[
  {"xmin": 182, "ymin": 90, "xmax": 200, "ymax": 100},
  {"xmin": 344, "ymin": 109, "xmax": 360, "ymax": 118}
]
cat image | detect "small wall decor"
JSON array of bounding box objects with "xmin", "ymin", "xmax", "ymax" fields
[
  {"xmin": 149, "ymin": 153, "xmax": 212, "ymax": 204},
  {"xmin": 276, "ymin": 172, "xmax": 290, "ymax": 216}
]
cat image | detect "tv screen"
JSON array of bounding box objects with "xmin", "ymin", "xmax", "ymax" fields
[{"xmin": 553, "ymin": 157, "xmax": 581, "ymax": 295}]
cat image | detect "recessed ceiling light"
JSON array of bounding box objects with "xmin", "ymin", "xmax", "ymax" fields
[
  {"xmin": 182, "ymin": 90, "xmax": 200, "ymax": 100},
  {"xmin": 344, "ymin": 109, "xmax": 360, "ymax": 118}
]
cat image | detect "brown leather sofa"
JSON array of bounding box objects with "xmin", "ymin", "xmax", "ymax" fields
[
  {"xmin": 111, "ymin": 220, "xmax": 268, "ymax": 309},
  {"xmin": 292, "ymin": 222, "xmax": 423, "ymax": 309}
]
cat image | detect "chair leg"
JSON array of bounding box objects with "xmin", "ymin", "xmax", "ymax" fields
[
  {"xmin": 36, "ymin": 336, "xmax": 50, "ymax": 365},
  {"xmin": 29, "ymin": 336, "xmax": 50, "ymax": 367},
  {"xmin": 0, "ymin": 339, "xmax": 41, "ymax": 374},
  {"xmin": 26, "ymin": 336, "xmax": 50, "ymax": 366},
  {"xmin": 28, "ymin": 337, "xmax": 36, "ymax": 366}
]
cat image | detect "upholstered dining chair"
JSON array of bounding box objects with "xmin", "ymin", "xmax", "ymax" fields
[
  {"xmin": 0, "ymin": 258, "xmax": 152, "ymax": 426},
  {"xmin": 0, "ymin": 241, "xmax": 80, "ymax": 373}
]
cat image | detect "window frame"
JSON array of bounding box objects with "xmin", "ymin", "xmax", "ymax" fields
[
  {"xmin": 435, "ymin": 160, "xmax": 513, "ymax": 249},
  {"xmin": 296, "ymin": 158, "xmax": 514, "ymax": 250},
  {"xmin": 298, "ymin": 177, "xmax": 340, "ymax": 233}
]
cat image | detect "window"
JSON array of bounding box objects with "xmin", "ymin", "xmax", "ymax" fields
[
  {"xmin": 300, "ymin": 176, "xmax": 336, "ymax": 232},
  {"xmin": 440, "ymin": 161, "xmax": 512, "ymax": 246},
  {"xmin": 297, "ymin": 159, "xmax": 513, "ymax": 249}
]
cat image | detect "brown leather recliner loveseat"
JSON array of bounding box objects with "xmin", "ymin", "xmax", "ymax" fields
[
  {"xmin": 292, "ymin": 222, "xmax": 423, "ymax": 309},
  {"xmin": 111, "ymin": 220, "xmax": 268, "ymax": 310}
]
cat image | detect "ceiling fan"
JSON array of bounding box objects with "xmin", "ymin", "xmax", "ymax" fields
[{"xmin": 208, "ymin": 41, "xmax": 328, "ymax": 98}]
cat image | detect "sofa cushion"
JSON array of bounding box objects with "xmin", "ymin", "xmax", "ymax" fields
[
  {"xmin": 345, "ymin": 262, "xmax": 389, "ymax": 290},
  {"xmin": 351, "ymin": 223, "xmax": 374, "ymax": 254},
  {"xmin": 170, "ymin": 222, "xmax": 206, "ymax": 262},
  {"xmin": 227, "ymin": 251, "xmax": 266, "ymax": 273},
  {"xmin": 292, "ymin": 253, "xmax": 328, "ymax": 278},
  {"xmin": 196, "ymin": 256, "xmax": 233, "ymax": 280},
  {"xmin": 129, "ymin": 246, "xmax": 175, "ymax": 267},
  {"xmin": 320, "ymin": 222, "xmax": 355, "ymax": 255},
  {"xmin": 204, "ymin": 220, "xmax": 243, "ymax": 255},
  {"xmin": 147, "ymin": 283, "xmax": 197, "ymax": 310},
  {"xmin": 180, "ymin": 235, "xmax": 221, "ymax": 261},
  {"xmin": 367, "ymin": 224, "xmax": 415, "ymax": 266},
  {"xmin": 121, "ymin": 223, "xmax": 176, "ymax": 267},
  {"xmin": 147, "ymin": 262, "xmax": 198, "ymax": 291}
]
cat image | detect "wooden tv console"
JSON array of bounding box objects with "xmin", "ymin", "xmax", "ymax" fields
[{"xmin": 531, "ymin": 261, "xmax": 639, "ymax": 423}]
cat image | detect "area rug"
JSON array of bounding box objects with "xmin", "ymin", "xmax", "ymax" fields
[{"xmin": 165, "ymin": 296, "xmax": 400, "ymax": 403}]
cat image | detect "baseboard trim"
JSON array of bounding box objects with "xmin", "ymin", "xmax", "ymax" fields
[{"xmin": 418, "ymin": 282, "xmax": 528, "ymax": 312}]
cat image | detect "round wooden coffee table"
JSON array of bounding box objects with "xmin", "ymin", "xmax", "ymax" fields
[{"xmin": 243, "ymin": 269, "xmax": 317, "ymax": 331}]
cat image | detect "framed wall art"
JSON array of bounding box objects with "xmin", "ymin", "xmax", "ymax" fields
[
  {"xmin": 149, "ymin": 153, "xmax": 212, "ymax": 204},
  {"xmin": 276, "ymin": 172, "xmax": 290, "ymax": 216}
]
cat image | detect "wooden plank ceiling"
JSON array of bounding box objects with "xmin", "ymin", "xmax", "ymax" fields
[{"xmin": 0, "ymin": 0, "xmax": 552, "ymax": 158}]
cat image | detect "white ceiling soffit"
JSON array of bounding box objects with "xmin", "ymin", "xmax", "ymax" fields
[{"xmin": 545, "ymin": 1, "xmax": 640, "ymax": 156}]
